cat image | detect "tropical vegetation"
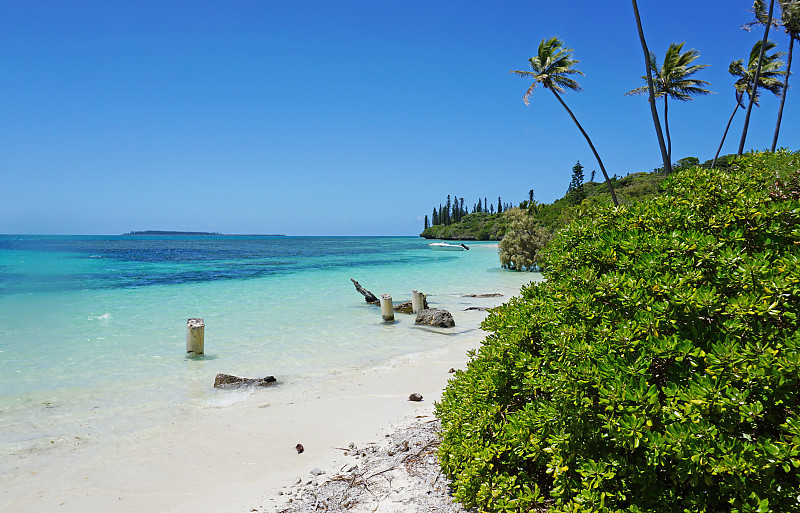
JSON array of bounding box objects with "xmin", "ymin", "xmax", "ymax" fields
[
  {"xmin": 739, "ymin": 0, "xmax": 779, "ymax": 156},
  {"xmin": 747, "ymin": 0, "xmax": 800, "ymax": 151},
  {"xmin": 511, "ymin": 37, "xmax": 619, "ymax": 206},
  {"xmin": 626, "ymin": 42, "xmax": 712, "ymax": 164},
  {"xmin": 427, "ymin": 4, "xmax": 800, "ymax": 513},
  {"xmin": 713, "ymin": 40, "xmax": 785, "ymax": 167},
  {"xmin": 436, "ymin": 150, "xmax": 800, "ymax": 512}
]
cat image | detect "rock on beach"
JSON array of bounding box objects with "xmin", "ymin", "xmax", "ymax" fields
[{"xmin": 414, "ymin": 308, "xmax": 455, "ymax": 328}]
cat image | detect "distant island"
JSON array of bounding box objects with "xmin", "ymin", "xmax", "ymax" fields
[{"xmin": 123, "ymin": 230, "xmax": 286, "ymax": 236}]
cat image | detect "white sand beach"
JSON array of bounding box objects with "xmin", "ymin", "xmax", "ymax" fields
[{"xmin": 3, "ymin": 282, "xmax": 533, "ymax": 513}]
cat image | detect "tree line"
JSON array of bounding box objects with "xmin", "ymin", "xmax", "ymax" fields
[{"xmin": 425, "ymin": 194, "xmax": 517, "ymax": 229}]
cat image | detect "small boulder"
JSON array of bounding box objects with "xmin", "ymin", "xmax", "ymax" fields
[
  {"xmin": 414, "ymin": 308, "xmax": 455, "ymax": 328},
  {"xmin": 408, "ymin": 393, "xmax": 423, "ymax": 402},
  {"xmin": 214, "ymin": 373, "xmax": 277, "ymax": 388},
  {"xmin": 295, "ymin": 443, "xmax": 305, "ymax": 454}
]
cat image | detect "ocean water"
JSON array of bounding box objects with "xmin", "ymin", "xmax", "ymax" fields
[{"xmin": 0, "ymin": 235, "xmax": 535, "ymax": 457}]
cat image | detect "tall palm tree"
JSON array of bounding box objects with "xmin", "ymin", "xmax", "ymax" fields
[
  {"xmin": 712, "ymin": 40, "xmax": 784, "ymax": 167},
  {"xmin": 747, "ymin": 0, "xmax": 800, "ymax": 151},
  {"xmin": 511, "ymin": 37, "xmax": 619, "ymax": 207},
  {"xmin": 626, "ymin": 42, "xmax": 713, "ymax": 164},
  {"xmin": 739, "ymin": 0, "xmax": 776, "ymax": 156},
  {"xmin": 631, "ymin": 0, "xmax": 672, "ymax": 174}
]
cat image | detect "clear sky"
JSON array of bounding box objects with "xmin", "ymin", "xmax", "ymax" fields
[{"xmin": 1, "ymin": 1, "xmax": 796, "ymax": 236}]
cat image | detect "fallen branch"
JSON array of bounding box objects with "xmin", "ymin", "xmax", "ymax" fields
[{"xmin": 350, "ymin": 278, "xmax": 379, "ymax": 303}]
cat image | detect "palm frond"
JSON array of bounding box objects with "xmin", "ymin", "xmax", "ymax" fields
[
  {"xmin": 625, "ymin": 84, "xmax": 650, "ymax": 96},
  {"xmin": 628, "ymin": 42, "xmax": 713, "ymax": 101},
  {"xmin": 512, "ymin": 36, "xmax": 583, "ymax": 102}
]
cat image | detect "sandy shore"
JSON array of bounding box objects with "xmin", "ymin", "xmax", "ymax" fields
[
  {"xmin": 3, "ymin": 280, "xmax": 534, "ymax": 513},
  {"xmin": 164, "ymin": 339, "xmax": 479, "ymax": 513},
  {"xmin": 256, "ymin": 414, "xmax": 468, "ymax": 513}
]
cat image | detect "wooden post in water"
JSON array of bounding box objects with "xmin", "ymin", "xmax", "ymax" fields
[
  {"xmin": 380, "ymin": 294, "xmax": 395, "ymax": 322},
  {"xmin": 411, "ymin": 290, "xmax": 425, "ymax": 314},
  {"xmin": 186, "ymin": 318, "xmax": 205, "ymax": 355}
]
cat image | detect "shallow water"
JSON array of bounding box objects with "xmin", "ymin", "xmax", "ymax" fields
[{"xmin": 0, "ymin": 235, "xmax": 535, "ymax": 457}]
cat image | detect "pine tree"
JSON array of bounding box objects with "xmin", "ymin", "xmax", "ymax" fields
[
  {"xmin": 566, "ymin": 161, "xmax": 587, "ymax": 205},
  {"xmin": 460, "ymin": 198, "xmax": 465, "ymax": 220},
  {"xmin": 497, "ymin": 196, "xmax": 503, "ymax": 214},
  {"xmin": 433, "ymin": 207, "xmax": 438, "ymax": 226},
  {"xmin": 477, "ymin": 198, "xmax": 482, "ymax": 213},
  {"xmin": 424, "ymin": 215, "xmax": 429, "ymax": 230}
]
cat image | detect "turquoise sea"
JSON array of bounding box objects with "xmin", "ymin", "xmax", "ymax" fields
[{"xmin": 0, "ymin": 235, "xmax": 534, "ymax": 460}]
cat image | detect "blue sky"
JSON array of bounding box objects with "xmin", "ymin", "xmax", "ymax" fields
[{"xmin": 1, "ymin": 1, "xmax": 795, "ymax": 235}]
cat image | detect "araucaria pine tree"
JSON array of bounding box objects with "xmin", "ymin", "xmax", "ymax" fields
[{"xmin": 568, "ymin": 161, "xmax": 586, "ymax": 204}]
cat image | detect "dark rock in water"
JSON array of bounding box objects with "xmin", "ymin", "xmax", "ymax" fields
[
  {"xmin": 414, "ymin": 308, "xmax": 455, "ymax": 328},
  {"xmin": 393, "ymin": 300, "xmax": 414, "ymax": 314},
  {"xmin": 463, "ymin": 293, "xmax": 503, "ymax": 298},
  {"xmin": 296, "ymin": 443, "xmax": 304, "ymax": 454},
  {"xmin": 448, "ymin": 368, "xmax": 456, "ymax": 373},
  {"xmin": 213, "ymin": 373, "xmax": 277, "ymax": 388},
  {"xmin": 464, "ymin": 306, "xmax": 489, "ymax": 311},
  {"xmin": 408, "ymin": 393, "xmax": 423, "ymax": 402}
]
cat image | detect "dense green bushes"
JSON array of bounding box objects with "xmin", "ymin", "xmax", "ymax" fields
[{"xmin": 436, "ymin": 151, "xmax": 800, "ymax": 512}]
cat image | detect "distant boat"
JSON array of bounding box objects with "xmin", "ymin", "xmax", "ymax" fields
[{"xmin": 427, "ymin": 242, "xmax": 469, "ymax": 251}]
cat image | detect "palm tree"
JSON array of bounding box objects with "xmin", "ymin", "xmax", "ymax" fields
[
  {"xmin": 626, "ymin": 42, "xmax": 713, "ymax": 164},
  {"xmin": 511, "ymin": 37, "xmax": 619, "ymax": 207},
  {"xmin": 631, "ymin": 0, "xmax": 672, "ymax": 174},
  {"xmin": 739, "ymin": 0, "xmax": 777, "ymax": 156},
  {"xmin": 712, "ymin": 40, "xmax": 784, "ymax": 167},
  {"xmin": 746, "ymin": 0, "xmax": 800, "ymax": 151}
]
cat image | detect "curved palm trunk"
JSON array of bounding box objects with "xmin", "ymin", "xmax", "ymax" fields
[
  {"xmin": 739, "ymin": 0, "xmax": 775, "ymax": 156},
  {"xmin": 631, "ymin": 0, "xmax": 672, "ymax": 174},
  {"xmin": 772, "ymin": 34, "xmax": 794, "ymax": 151},
  {"xmin": 664, "ymin": 95, "xmax": 672, "ymax": 164},
  {"xmin": 550, "ymin": 88, "xmax": 619, "ymax": 206},
  {"xmin": 712, "ymin": 101, "xmax": 742, "ymax": 168}
]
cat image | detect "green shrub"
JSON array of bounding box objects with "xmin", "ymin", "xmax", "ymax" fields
[
  {"xmin": 499, "ymin": 208, "xmax": 553, "ymax": 271},
  {"xmin": 436, "ymin": 150, "xmax": 800, "ymax": 512}
]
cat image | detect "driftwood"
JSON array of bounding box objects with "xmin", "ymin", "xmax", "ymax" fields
[
  {"xmin": 351, "ymin": 279, "xmax": 430, "ymax": 313},
  {"xmin": 350, "ymin": 279, "xmax": 379, "ymax": 303},
  {"xmin": 213, "ymin": 373, "xmax": 277, "ymax": 388}
]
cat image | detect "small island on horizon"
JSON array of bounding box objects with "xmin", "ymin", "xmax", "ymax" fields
[{"xmin": 123, "ymin": 230, "xmax": 286, "ymax": 236}]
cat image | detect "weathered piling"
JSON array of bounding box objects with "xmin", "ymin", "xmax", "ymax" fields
[
  {"xmin": 380, "ymin": 294, "xmax": 395, "ymax": 322},
  {"xmin": 186, "ymin": 318, "xmax": 205, "ymax": 355},
  {"xmin": 411, "ymin": 290, "xmax": 425, "ymax": 314}
]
